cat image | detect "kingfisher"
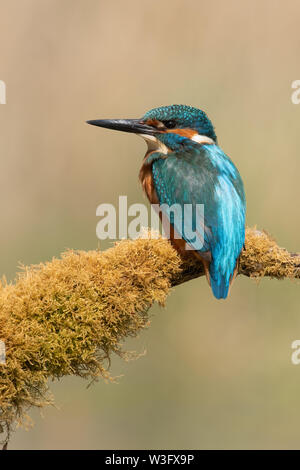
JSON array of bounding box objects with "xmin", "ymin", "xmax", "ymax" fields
[{"xmin": 87, "ymin": 105, "xmax": 246, "ymax": 299}]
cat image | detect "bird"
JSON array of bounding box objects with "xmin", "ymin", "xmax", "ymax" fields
[{"xmin": 87, "ymin": 104, "xmax": 246, "ymax": 299}]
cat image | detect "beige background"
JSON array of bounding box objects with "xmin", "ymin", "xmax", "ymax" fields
[{"xmin": 0, "ymin": 0, "xmax": 300, "ymax": 449}]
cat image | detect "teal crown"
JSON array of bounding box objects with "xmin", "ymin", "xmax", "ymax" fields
[{"xmin": 143, "ymin": 104, "xmax": 217, "ymax": 141}]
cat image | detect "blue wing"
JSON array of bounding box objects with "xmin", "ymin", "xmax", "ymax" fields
[{"xmin": 151, "ymin": 144, "xmax": 246, "ymax": 299}]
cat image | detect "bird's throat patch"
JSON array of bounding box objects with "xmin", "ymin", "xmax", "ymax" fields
[{"xmin": 139, "ymin": 134, "xmax": 170, "ymax": 155}]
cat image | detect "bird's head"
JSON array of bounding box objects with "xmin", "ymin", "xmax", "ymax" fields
[{"xmin": 87, "ymin": 104, "xmax": 217, "ymax": 154}]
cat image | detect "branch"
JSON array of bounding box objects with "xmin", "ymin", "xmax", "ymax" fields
[
  {"xmin": 172, "ymin": 227, "xmax": 300, "ymax": 286},
  {"xmin": 0, "ymin": 226, "xmax": 298, "ymax": 447}
]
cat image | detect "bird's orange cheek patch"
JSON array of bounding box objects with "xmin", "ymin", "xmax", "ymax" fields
[
  {"xmin": 145, "ymin": 118, "xmax": 163, "ymax": 128},
  {"xmin": 166, "ymin": 128, "xmax": 198, "ymax": 138}
]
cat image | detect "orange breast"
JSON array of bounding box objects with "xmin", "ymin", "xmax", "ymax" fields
[
  {"xmin": 139, "ymin": 159, "xmax": 212, "ymax": 283},
  {"xmin": 139, "ymin": 159, "xmax": 159, "ymax": 204},
  {"xmin": 139, "ymin": 160, "xmax": 191, "ymax": 255}
]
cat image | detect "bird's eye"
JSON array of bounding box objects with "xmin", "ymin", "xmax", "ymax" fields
[{"xmin": 163, "ymin": 120, "xmax": 176, "ymax": 129}]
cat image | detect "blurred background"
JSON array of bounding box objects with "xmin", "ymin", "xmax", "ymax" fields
[{"xmin": 0, "ymin": 0, "xmax": 300, "ymax": 450}]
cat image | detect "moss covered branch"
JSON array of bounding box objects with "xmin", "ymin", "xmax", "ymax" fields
[
  {"xmin": 0, "ymin": 227, "xmax": 299, "ymax": 447},
  {"xmin": 173, "ymin": 227, "xmax": 300, "ymax": 286}
]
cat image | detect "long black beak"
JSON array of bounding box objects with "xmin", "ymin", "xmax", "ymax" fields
[{"xmin": 86, "ymin": 118, "xmax": 156, "ymax": 135}]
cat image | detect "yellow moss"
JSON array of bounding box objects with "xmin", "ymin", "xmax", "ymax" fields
[
  {"xmin": 241, "ymin": 228, "xmax": 300, "ymax": 279},
  {"xmin": 0, "ymin": 226, "xmax": 298, "ymax": 445},
  {"xmin": 0, "ymin": 233, "xmax": 181, "ymax": 444}
]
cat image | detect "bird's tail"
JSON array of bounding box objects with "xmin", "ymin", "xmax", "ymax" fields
[
  {"xmin": 208, "ymin": 259, "xmax": 239, "ymax": 300},
  {"xmin": 209, "ymin": 275, "xmax": 230, "ymax": 299}
]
